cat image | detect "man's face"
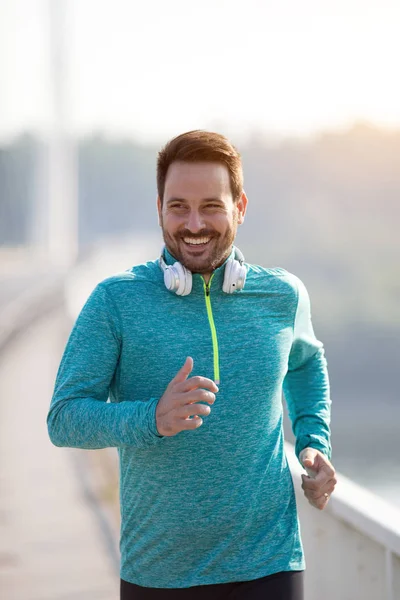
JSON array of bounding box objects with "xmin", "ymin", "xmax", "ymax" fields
[{"xmin": 157, "ymin": 161, "xmax": 247, "ymax": 274}]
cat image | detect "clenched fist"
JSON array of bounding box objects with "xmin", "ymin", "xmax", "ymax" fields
[
  {"xmin": 155, "ymin": 357, "xmax": 218, "ymax": 436},
  {"xmin": 300, "ymin": 447, "xmax": 337, "ymax": 510}
]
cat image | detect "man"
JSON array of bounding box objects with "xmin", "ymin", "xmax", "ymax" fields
[{"xmin": 47, "ymin": 130, "xmax": 336, "ymax": 600}]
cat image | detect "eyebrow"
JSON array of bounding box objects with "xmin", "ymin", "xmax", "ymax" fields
[{"xmin": 166, "ymin": 197, "xmax": 224, "ymax": 205}]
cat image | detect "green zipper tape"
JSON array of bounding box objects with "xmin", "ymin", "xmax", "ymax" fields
[{"xmin": 203, "ymin": 273, "xmax": 220, "ymax": 385}]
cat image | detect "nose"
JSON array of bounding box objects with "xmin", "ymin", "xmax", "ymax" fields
[{"xmin": 186, "ymin": 210, "xmax": 205, "ymax": 234}]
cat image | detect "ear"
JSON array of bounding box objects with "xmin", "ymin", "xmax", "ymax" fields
[
  {"xmin": 156, "ymin": 196, "xmax": 162, "ymax": 227},
  {"xmin": 236, "ymin": 190, "xmax": 248, "ymax": 225}
]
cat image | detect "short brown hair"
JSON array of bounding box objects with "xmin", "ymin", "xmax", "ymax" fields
[{"xmin": 157, "ymin": 130, "xmax": 243, "ymax": 205}]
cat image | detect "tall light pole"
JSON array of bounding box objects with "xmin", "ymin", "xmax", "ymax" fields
[{"xmin": 47, "ymin": 0, "xmax": 78, "ymax": 268}]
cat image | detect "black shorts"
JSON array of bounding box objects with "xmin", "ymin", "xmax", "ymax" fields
[{"xmin": 120, "ymin": 570, "xmax": 304, "ymax": 600}]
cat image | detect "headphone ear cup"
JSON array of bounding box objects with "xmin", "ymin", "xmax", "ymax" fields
[
  {"xmin": 222, "ymin": 259, "xmax": 235, "ymax": 293},
  {"xmin": 223, "ymin": 259, "xmax": 247, "ymax": 293},
  {"xmin": 163, "ymin": 264, "xmax": 179, "ymax": 292},
  {"xmin": 174, "ymin": 262, "xmax": 192, "ymax": 296},
  {"xmin": 236, "ymin": 263, "xmax": 247, "ymax": 291}
]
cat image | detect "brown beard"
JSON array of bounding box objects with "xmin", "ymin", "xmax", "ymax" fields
[{"xmin": 160, "ymin": 211, "xmax": 239, "ymax": 274}]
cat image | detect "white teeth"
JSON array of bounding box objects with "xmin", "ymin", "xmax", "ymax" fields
[{"xmin": 183, "ymin": 237, "xmax": 211, "ymax": 245}]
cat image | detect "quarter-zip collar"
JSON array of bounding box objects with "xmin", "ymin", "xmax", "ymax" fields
[{"xmin": 161, "ymin": 244, "xmax": 237, "ymax": 295}]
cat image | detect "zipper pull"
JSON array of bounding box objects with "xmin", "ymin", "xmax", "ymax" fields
[{"xmin": 205, "ymin": 284, "xmax": 210, "ymax": 296}]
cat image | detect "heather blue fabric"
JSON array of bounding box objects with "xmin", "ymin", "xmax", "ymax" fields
[{"xmin": 47, "ymin": 244, "xmax": 332, "ymax": 589}]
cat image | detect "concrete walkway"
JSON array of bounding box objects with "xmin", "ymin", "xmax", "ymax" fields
[{"xmin": 0, "ymin": 309, "xmax": 119, "ymax": 600}]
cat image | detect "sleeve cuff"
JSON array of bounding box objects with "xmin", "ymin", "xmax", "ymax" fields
[
  {"xmin": 146, "ymin": 396, "xmax": 165, "ymax": 439},
  {"xmin": 296, "ymin": 434, "xmax": 332, "ymax": 463},
  {"xmin": 122, "ymin": 396, "xmax": 165, "ymax": 448}
]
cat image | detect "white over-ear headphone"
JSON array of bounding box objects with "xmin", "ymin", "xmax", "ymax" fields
[{"xmin": 159, "ymin": 246, "xmax": 247, "ymax": 296}]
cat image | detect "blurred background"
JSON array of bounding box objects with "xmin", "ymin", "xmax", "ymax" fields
[{"xmin": 1, "ymin": 0, "xmax": 399, "ymax": 598}]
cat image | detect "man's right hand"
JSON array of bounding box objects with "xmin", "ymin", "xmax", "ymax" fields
[{"xmin": 155, "ymin": 357, "xmax": 218, "ymax": 436}]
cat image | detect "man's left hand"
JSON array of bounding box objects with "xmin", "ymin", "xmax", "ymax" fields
[{"xmin": 299, "ymin": 447, "xmax": 337, "ymax": 511}]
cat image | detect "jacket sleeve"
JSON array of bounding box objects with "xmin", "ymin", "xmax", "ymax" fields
[
  {"xmin": 282, "ymin": 275, "xmax": 332, "ymax": 463},
  {"xmin": 47, "ymin": 282, "xmax": 164, "ymax": 449}
]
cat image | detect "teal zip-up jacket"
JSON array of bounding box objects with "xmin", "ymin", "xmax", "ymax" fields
[{"xmin": 47, "ymin": 245, "xmax": 332, "ymax": 588}]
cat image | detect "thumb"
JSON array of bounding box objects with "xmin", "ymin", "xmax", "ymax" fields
[
  {"xmin": 172, "ymin": 356, "xmax": 193, "ymax": 384},
  {"xmin": 301, "ymin": 449, "xmax": 317, "ymax": 465},
  {"xmin": 300, "ymin": 448, "xmax": 319, "ymax": 476}
]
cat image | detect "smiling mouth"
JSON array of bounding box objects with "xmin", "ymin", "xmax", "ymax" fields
[{"xmin": 182, "ymin": 237, "xmax": 212, "ymax": 248}]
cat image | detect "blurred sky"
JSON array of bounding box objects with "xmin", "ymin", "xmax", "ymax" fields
[{"xmin": 0, "ymin": 0, "xmax": 399, "ymax": 143}]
